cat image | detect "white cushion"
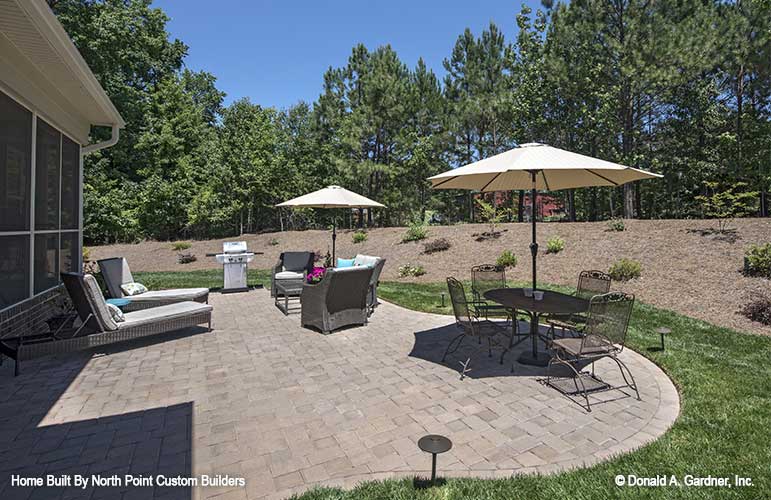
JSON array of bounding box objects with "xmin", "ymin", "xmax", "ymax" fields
[
  {"xmin": 275, "ymin": 271, "xmax": 304, "ymax": 280},
  {"xmin": 130, "ymin": 288, "xmax": 209, "ymax": 302},
  {"xmin": 353, "ymin": 254, "xmax": 380, "ymax": 268},
  {"xmin": 120, "ymin": 301, "xmax": 212, "ymax": 329}
]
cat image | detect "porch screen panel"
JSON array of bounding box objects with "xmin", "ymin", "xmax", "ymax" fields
[
  {"xmin": 34, "ymin": 233, "xmax": 59, "ymax": 293},
  {"xmin": 0, "ymin": 235, "xmax": 30, "ymax": 308},
  {"xmin": 0, "ymin": 92, "xmax": 31, "ymax": 231},
  {"xmin": 35, "ymin": 118, "xmax": 60, "ymax": 231},
  {"xmin": 61, "ymin": 136, "xmax": 79, "ymax": 230},
  {"xmin": 60, "ymin": 231, "xmax": 79, "ymax": 273}
]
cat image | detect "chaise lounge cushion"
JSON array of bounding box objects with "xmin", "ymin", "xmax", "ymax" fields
[
  {"xmin": 128, "ymin": 288, "xmax": 209, "ymax": 302},
  {"xmin": 120, "ymin": 301, "xmax": 213, "ymax": 329}
]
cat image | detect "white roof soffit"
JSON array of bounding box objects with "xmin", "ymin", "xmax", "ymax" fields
[{"xmin": 0, "ymin": 0, "xmax": 124, "ymax": 140}]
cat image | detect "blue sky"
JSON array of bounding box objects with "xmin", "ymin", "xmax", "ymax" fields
[{"xmin": 153, "ymin": 0, "xmax": 543, "ymax": 109}]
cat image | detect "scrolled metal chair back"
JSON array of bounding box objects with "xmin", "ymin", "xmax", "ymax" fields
[
  {"xmin": 446, "ymin": 277, "xmax": 474, "ymax": 334},
  {"xmin": 581, "ymin": 292, "xmax": 635, "ymax": 354},
  {"xmin": 576, "ymin": 270, "xmax": 612, "ymax": 300},
  {"xmin": 471, "ymin": 264, "xmax": 505, "ymax": 297}
]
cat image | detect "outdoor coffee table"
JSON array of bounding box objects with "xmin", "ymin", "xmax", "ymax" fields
[
  {"xmin": 484, "ymin": 288, "xmax": 588, "ymax": 367},
  {"xmin": 275, "ymin": 279, "xmax": 305, "ymax": 315}
]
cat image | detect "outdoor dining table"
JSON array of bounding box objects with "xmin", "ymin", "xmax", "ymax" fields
[{"xmin": 484, "ymin": 288, "xmax": 589, "ymax": 367}]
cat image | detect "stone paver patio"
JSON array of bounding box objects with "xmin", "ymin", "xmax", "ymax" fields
[{"xmin": 0, "ymin": 290, "xmax": 679, "ymax": 500}]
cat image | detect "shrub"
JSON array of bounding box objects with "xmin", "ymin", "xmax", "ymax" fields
[
  {"xmin": 745, "ymin": 243, "xmax": 771, "ymax": 277},
  {"xmin": 476, "ymin": 197, "xmax": 509, "ymax": 235},
  {"xmin": 171, "ymin": 241, "xmax": 192, "ymax": 251},
  {"xmin": 740, "ymin": 296, "xmax": 771, "ymax": 325},
  {"xmin": 695, "ymin": 181, "xmax": 758, "ymax": 233},
  {"xmin": 608, "ymin": 258, "xmax": 642, "ymax": 281},
  {"xmin": 607, "ymin": 218, "xmax": 626, "ymax": 232},
  {"xmin": 269, "ymin": 238, "xmax": 279, "ymax": 246},
  {"xmin": 82, "ymin": 246, "xmax": 91, "ymax": 262},
  {"xmin": 402, "ymin": 221, "xmax": 428, "ymax": 242},
  {"xmin": 423, "ymin": 238, "xmax": 451, "ymax": 254},
  {"xmin": 352, "ymin": 231, "xmax": 368, "ymax": 244},
  {"xmin": 398, "ymin": 263, "xmax": 426, "ymax": 277},
  {"xmin": 546, "ymin": 235, "xmax": 565, "ymax": 254},
  {"xmin": 177, "ymin": 252, "xmax": 197, "ymax": 264},
  {"xmin": 496, "ymin": 250, "xmax": 518, "ymax": 269}
]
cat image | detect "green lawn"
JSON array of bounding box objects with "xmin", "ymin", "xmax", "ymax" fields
[
  {"xmin": 134, "ymin": 271, "xmax": 770, "ymax": 499},
  {"xmin": 133, "ymin": 269, "xmax": 271, "ymax": 291}
]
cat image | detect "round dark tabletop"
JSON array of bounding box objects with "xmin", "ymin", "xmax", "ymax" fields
[
  {"xmin": 483, "ymin": 288, "xmax": 588, "ymax": 315},
  {"xmin": 418, "ymin": 435, "xmax": 452, "ymax": 454}
]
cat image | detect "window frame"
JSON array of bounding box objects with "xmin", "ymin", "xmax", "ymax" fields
[{"xmin": 0, "ymin": 86, "xmax": 82, "ymax": 308}]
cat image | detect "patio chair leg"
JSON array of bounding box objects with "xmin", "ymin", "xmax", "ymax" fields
[
  {"xmin": 547, "ymin": 354, "xmax": 592, "ymax": 412},
  {"xmin": 609, "ymin": 356, "xmax": 641, "ymax": 401}
]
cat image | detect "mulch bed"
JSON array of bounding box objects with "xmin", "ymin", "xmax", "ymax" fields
[{"xmin": 90, "ymin": 218, "xmax": 771, "ymax": 336}]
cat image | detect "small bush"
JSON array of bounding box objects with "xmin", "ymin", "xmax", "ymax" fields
[
  {"xmin": 745, "ymin": 243, "xmax": 771, "ymax": 277},
  {"xmin": 398, "ymin": 263, "xmax": 426, "ymax": 277},
  {"xmin": 171, "ymin": 241, "xmax": 192, "ymax": 251},
  {"xmin": 352, "ymin": 231, "xmax": 368, "ymax": 244},
  {"xmin": 608, "ymin": 258, "xmax": 642, "ymax": 281},
  {"xmin": 496, "ymin": 250, "xmax": 518, "ymax": 269},
  {"xmin": 546, "ymin": 235, "xmax": 565, "ymax": 254},
  {"xmin": 423, "ymin": 238, "xmax": 451, "ymax": 254},
  {"xmin": 402, "ymin": 221, "xmax": 429, "ymax": 242},
  {"xmin": 740, "ymin": 296, "xmax": 771, "ymax": 325},
  {"xmin": 82, "ymin": 246, "xmax": 91, "ymax": 262},
  {"xmin": 177, "ymin": 252, "xmax": 197, "ymax": 264},
  {"xmin": 607, "ymin": 218, "xmax": 625, "ymax": 232},
  {"xmin": 269, "ymin": 238, "xmax": 280, "ymax": 246}
]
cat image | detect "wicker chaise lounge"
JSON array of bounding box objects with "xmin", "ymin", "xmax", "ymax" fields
[
  {"xmin": 301, "ymin": 267, "xmax": 373, "ymax": 334},
  {"xmin": 62, "ymin": 272, "xmax": 212, "ymax": 347},
  {"xmin": 98, "ymin": 257, "xmax": 209, "ymax": 312}
]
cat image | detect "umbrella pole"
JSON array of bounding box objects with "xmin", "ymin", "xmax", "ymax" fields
[
  {"xmin": 332, "ymin": 216, "xmax": 337, "ymax": 265},
  {"xmin": 530, "ymin": 171, "xmax": 538, "ymax": 291}
]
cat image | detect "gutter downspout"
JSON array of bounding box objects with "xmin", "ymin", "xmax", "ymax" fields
[{"xmin": 81, "ymin": 124, "xmax": 119, "ymax": 155}]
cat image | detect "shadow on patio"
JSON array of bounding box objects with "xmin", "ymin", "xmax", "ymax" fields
[{"xmin": 0, "ymin": 327, "xmax": 208, "ymax": 500}]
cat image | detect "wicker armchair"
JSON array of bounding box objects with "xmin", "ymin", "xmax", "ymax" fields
[
  {"xmin": 547, "ymin": 270, "xmax": 612, "ymax": 338},
  {"xmin": 546, "ymin": 291, "xmax": 640, "ymax": 411},
  {"xmin": 301, "ymin": 267, "xmax": 373, "ymax": 334},
  {"xmin": 271, "ymin": 252, "xmax": 315, "ymax": 297},
  {"xmin": 351, "ymin": 255, "xmax": 386, "ymax": 315},
  {"xmin": 443, "ymin": 277, "xmax": 507, "ymax": 379}
]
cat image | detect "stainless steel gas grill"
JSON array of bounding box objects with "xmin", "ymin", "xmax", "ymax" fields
[{"xmin": 213, "ymin": 241, "xmax": 255, "ymax": 292}]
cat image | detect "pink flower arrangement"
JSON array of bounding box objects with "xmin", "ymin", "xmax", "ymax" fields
[{"xmin": 307, "ymin": 266, "xmax": 327, "ymax": 284}]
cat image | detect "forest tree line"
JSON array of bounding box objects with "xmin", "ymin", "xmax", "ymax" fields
[{"xmin": 48, "ymin": 0, "xmax": 771, "ymax": 244}]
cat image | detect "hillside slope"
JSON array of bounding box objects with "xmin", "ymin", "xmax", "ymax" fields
[{"xmin": 90, "ymin": 219, "xmax": 771, "ymax": 336}]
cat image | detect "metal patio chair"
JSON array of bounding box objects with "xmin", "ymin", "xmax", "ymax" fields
[
  {"xmin": 442, "ymin": 277, "xmax": 507, "ymax": 379},
  {"xmin": 546, "ymin": 291, "xmax": 640, "ymax": 412},
  {"xmin": 547, "ymin": 270, "xmax": 612, "ymax": 338}
]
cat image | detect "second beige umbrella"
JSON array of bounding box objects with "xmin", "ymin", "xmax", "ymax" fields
[{"xmin": 276, "ymin": 185, "xmax": 385, "ymax": 263}]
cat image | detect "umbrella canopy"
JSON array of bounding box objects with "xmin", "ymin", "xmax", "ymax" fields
[
  {"xmin": 277, "ymin": 185, "xmax": 385, "ymax": 209},
  {"xmin": 276, "ymin": 185, "xmax": 385, "ymax": 263},
  {"xmin": 428, "ymin": 143, "xmax": 661, "ymax": 191}
]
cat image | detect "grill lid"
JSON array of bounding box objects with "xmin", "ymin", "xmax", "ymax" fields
[{"xmin": 222, "ymin": 241, "xmax": 247, "ymax": 254}]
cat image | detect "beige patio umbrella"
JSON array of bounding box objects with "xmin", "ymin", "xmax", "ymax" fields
[
  {"xmin": 428, "ymin": 143, "xmax": 662, "ymax": 289},
  {"xmin": 276, "ymin": 185, "xmax": 385, "ymax": 263}
]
